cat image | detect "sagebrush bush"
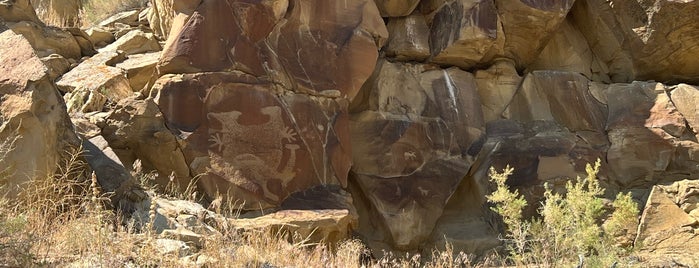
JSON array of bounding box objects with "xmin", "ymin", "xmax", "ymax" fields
[{"xmin": 487, "ymin": 159, "xmax": 640, "ymax": 267}]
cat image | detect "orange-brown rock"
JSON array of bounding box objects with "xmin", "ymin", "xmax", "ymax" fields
[
  {"xmin": 0, "ymin": 30, "xmax": 78, "ymax": 197},
  {"xmin": 374, "ymin": 0, "xmax": 420, "ymax": 17},
  {"xmin": 605, "ymin": 82, "xmax": 688, "ymax": 186},
  {"xmin": 147, "ymin": 0, "xmax": 202, "ymax": 39},
  {"xmin": 349, "ymin": 60, "xmax": 484, "ymax": 249},
  {"xmin": 427, "ymin": 0, "xmax": 574, "ymax": 70},
  {"xmin": 116, "ymin": 52, "xmax": 160, "ymax": 91},
  {"xmin": 474, "ymin": 59, "xmax": 521, "ymax": 121},
  {"xmin": 570, "ymin": 0, "xmax": 699, "ymax": 83},
  {"xmin": 101, "ymin": 97, "xmax": 192, "ymax": 188},
  {"xmin": 98, "ymin": 29, "xmax": 161, "ymax": 56},
  {"xmin": 152, "ymin": 72, "xmax": 352, "ymax": 210},
  {"xmin": 428, "ymin": 0, "xmax": 498, "ymax": 69},
  {"xmin": 231, "ymin": 209, "xmax": 356, "ymax": 245},
  {"xmin": 527, "ymin": 18, "xmax": 612, "ymax": 83},
  {"xmin": 504, "ymin": 71, "xmax": 607, "ymax": 132},
  {"xmin": 494, "ymin": 0, "xmax": 575, "ymax": 67},
  {"xmin": 671, "ymin": 84, "xmax": 699, "ymax": 140},
  {"xmin": 0, "ymin": 0, "xmax": 40, "ymax": 23},
  {"xmin": 56, "ymin": 51, "xmax": 133, "ymax": 113},
  {"xmin": 385, "ymin": 14, "xmax": 430, "ymax": 61},
  {"xmin": 157, "ymin": 0, "xmax": 387, "ymax": 100},
  {"xmin": 635, "ymin": 183, "xmax": 699, "ymax": 266},
  {"xmin": 6, "ymin": 20, "xmax": 81, "ymax": 58},
  {"xmin": 31, "ymin": 0, "xmax": 81, "ymax": 27}
]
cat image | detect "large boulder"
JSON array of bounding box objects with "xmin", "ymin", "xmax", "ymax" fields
[
  {"xmin": 385, "ymin": 14, "xmax": 431, "ymax": 61},
  {"xmin": 231, "ymin": 209, "xmax": 357, "ymax": 245},
  {"xmin": 0, "ymin": 30, "xmax": 78, "ymax": 197},
  {"xmin": 150, "ymin": 0, "xmax": 387, "ymax": 210},
  {"xmin": 98, "ymin": 29, "xmax": 161, "ymax": 56},
  {"xmin": 6, "ymin": 20, "xmax": 82, "ymax": 59},
  {"xmin": 116, "ymin": 52, "xmax": 160, "ymax": 91},
  {"xmin": 0, "ymin": 0, "xmax": 40, "ymax": 23},
  {"xmin": 152, "ymin": 72, "xmax": 352, "ymax": 210},
  {"xmin": 605, "ymin": 82, "xmax": 698, "ymax": 186},
  {"xmin": 635, "ymin": 181, "xmax": 699, "ymax": 266},
  {"xmin": 101, "ymin": 97, "xmax": 191, "ymax": 188},
  {"xmin": 56, "ymin": 51, "xmax": 133, "ymax": 113},
  {"xmin": 349, "ymin": 60, "xmax": 485, "ymax": 249}
]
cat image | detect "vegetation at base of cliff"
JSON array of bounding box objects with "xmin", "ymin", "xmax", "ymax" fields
[
  {"xmin": 487, "ymin": 159, "xmax": 641, "ymax": 267},
  {"xmin": 0, "ymin": 147, "xmax": 487, "ymax": 267}
]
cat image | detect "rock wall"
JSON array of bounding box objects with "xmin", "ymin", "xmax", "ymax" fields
[
  {"xmin": 139, "ymin": 0, "xmax": 699, "ymax": 254},
  {"xmin": 2, "ymin": 0, "xmax": 699, "ymax": 257}
]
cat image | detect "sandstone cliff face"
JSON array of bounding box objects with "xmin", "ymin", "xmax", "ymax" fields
[
  {"xmin": 2, "ymin": 0, "xmax": 699, "ymax": 258},
  {"xmin": 139, "ymin": 0, "xmax": 699, "ymax": 254}
]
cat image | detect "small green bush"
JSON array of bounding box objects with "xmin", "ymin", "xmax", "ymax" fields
[{"xmin": 487, "ymin": 160, "xmax": 640, "ymax": 266}]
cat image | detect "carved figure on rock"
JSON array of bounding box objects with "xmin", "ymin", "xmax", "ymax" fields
[{"xmin": 207, "ymin": 106, "xmax": 300, "ymax": 202}]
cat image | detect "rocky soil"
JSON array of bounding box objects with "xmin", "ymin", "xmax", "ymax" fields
[{"xmin": 2, "ymin": 0, "xmax": 699, "ymax": 265}]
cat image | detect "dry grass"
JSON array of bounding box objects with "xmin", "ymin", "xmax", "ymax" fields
[
  {"xmin": 0, "ymin": 144, "xmax": 493, "ymax": 267},
  {"xmin": 30, "ymin": 0, "xmax": 147, "ymax": 28},
  {"xmin": 80, "ymin": 0, "xmax": 148, "ymax": 27}
]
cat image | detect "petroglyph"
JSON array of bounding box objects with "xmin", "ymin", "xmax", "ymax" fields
[{"xmin": 207, "ymin": 106, "xmax": 300, "ymax": 201}]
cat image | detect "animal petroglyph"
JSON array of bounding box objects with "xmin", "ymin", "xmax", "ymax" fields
[{"xmin": 207, "ymin": 106, "xmax": 300, "ymax": 201}]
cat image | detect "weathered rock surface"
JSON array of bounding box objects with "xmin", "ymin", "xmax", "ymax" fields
[
  {"xmin": 635, "ymin": 181, "xmax": 699, "ymax": 266},
  {"xmin": 153, "ymin": 72, "xmax": 352, "ymax": 210},
  {"xmin": 40, "ymin": 53, "xmax": 71, "ymax": 81},
  {"xmin": 98, "ymin": 9, "xmax": 142, "ymax": 28},
  {"xmin": 6, "ymin": 21, "xmax": 81, "ymax": 58},
  {"xmin": 571, "ymin": 0, "xmax": 699, "ymax": 83},
  {"xmin": 428, "ymin": 0, "xmax": 574, "ymax": 70},
  {"xmin": 349, "ymin": 60, "xmax": 484, "ymax": 249},
  {"xmin": 116, "ymin": 52, "xmax": 160, "ymax": 91},
  {"xmin": 147, "ymin": 0, "xmax": 201, "ymax": 39},
  {"xmin": 99, "ymin": 29, "xmax": 161, "ymax": 56},
  {"xmin": 605, "ymin": 82, "xmax": 694, "ymax": 186},
  {"xmin": 83, "ymin": 135, "xmax": 145, "ymax": 211},
  {"xmin": 671, "ymin": 84, "xmax": 699, "ymax": 140},
  {"xmin": 374, "ymin": 0, "xmax": 420, "ymax": 17},
  {"xmin": 56, "ymin": 51, "xmax": 133, "ymax": 113},
  {"xmin": 148, "ymin": 0, "xmax": 387, "ymax": 213},
  {"xmin": 85, "ymin": 26, "xmax": 115, "ymax": 48},
  {"xmin": 101, "ymin": 97, "xmax": 191, "ymax": 188},
  {"xmin": 474, "ymin": 59, "xmax": 521, "ymax": 122},
  {"xmin": 0, "ymin": 0, "xmax": 40, "ymax": 23},
  {"xmin": 0, "ymin": 30, "xmax": 78, "ymax": 197},
  {"xmin": 4, "ymin": 0, "xmax": 699, "ymax": 258},
  {"xmin": 157, "ymin": 0, "xmax": 387, "ymax": 100},
  {"xmin": 231, "ymin": 209, "xmax": 357, "ymax": 245},
  {"xmin": 30, "ymin": 0, "xmax": 81, "ymax": 27},
  {"xmin": 385, "ymin": 14, "xmax": 431, "ymax": 61}
]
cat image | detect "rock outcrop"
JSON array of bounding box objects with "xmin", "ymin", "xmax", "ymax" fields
[
  {"xmin": 635, "ymin": 180, "xmax": 699, "ymax": 266},
  {"xmin": 136, "ymin": 0, "xmax": 699, "ymax": 253},
  {"xmin": 150, "ymin": 0, "xmax": 387, "ymax": 211},
  {"xmin": 0, "ymin": 30, "xmax": 78, "ymax": 197},
  {"xmin": 4, "ymin": 0, "xmax": 699, "ymax": 259}
]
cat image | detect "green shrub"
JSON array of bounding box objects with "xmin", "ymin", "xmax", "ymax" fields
[{"xmin": 487, "ymin": 160, "xmax": 640, "ymax": 266}]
